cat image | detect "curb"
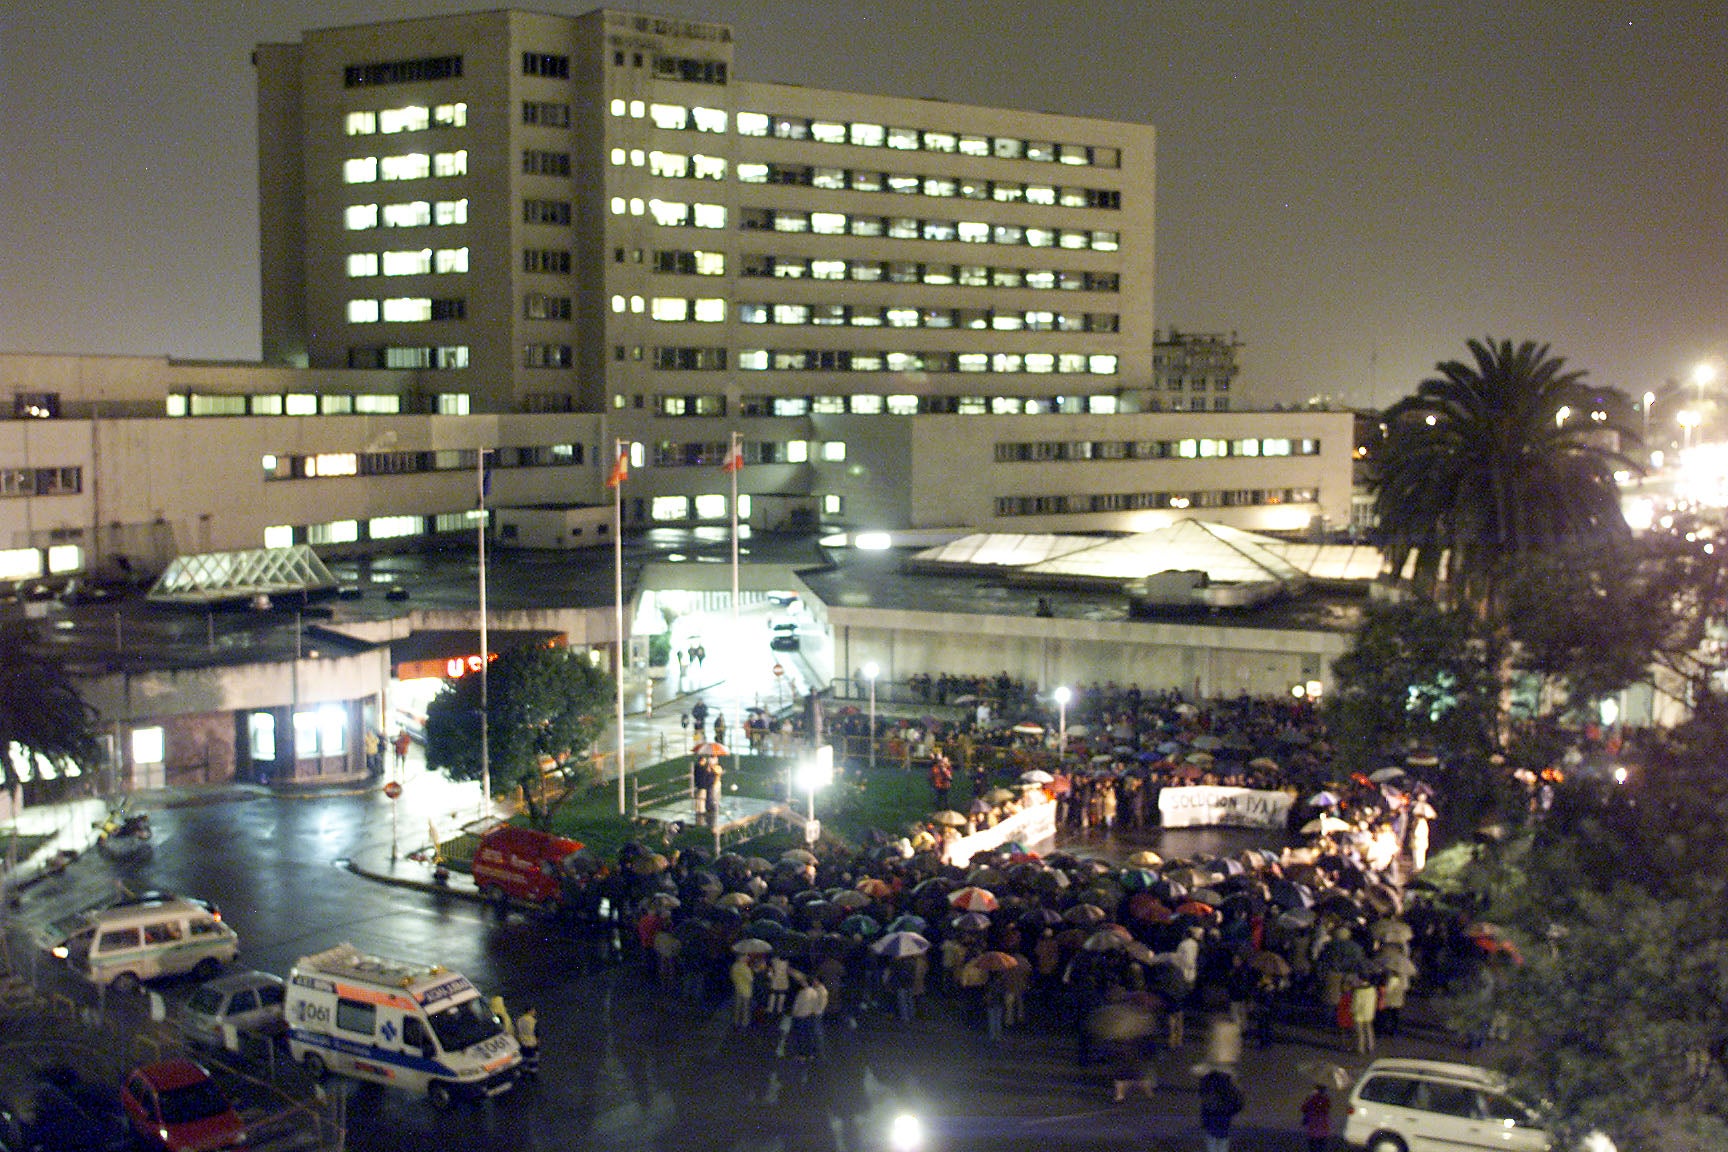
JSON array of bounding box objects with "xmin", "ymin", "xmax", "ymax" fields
[{"xmin": 341, "ymin": 857, "xmax": 486, "ymax": 904}]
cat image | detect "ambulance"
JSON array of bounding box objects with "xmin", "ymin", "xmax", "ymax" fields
[{"xmin": 284, "ymin": 943, "xmax": 521, "ymax": 1108}]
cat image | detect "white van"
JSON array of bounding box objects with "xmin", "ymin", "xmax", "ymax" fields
[
  {"xmin": 284, "ymin": 944, "xmax": 521, "ymax": 1109},
  {"xmin": 1344, "ymin": 1058, "xmax": 1553, "ymax": 1152},
  {"xmin": 49, "ymin": 896, "xmax": 239, "ymax": 992}
]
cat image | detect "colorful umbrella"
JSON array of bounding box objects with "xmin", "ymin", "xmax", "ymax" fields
[
  {"xmin": 948, "ymin": 886, "xmax": 1000, "ymax": 912},
  {"xmin": 870, "ymin": 931, "xmax": 932, "ymax": 958}
]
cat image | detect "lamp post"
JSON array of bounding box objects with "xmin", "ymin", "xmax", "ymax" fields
[
  {"xmin": 1053, "ymin": 685, "xmax": 1071, "ymax": 758},
  {"xmin": 862, "ymin": 661, "xmax": 880, "ymax": 771},
  {"xmin": 1679, "ymin": 409, "xmax": 1701, "ymax": 451},
  {"xmin": 1643, "ymin": 389, "xmax": 1655, "ymax": 448},
  {"xmin": 797, "ymin": 746, "xmax": 834, "ymax": 841}
]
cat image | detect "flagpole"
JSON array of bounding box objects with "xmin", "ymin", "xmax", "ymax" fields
[
  {"xmin": 728, "ymin": 431, "xmax": 740, "ymax": 774},
  {"xmin": 477, "ymin": 449, "xmax": 491, "ymax": 819},
  {"xmin": 612, "ymin": 438, "xmax": 628, "ymax": 815}
]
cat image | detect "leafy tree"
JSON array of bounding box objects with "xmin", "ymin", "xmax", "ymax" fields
[
  {"xmin": 1443, "ymin": 763, "xmax": 1728, "ymax": 1150},
  {"xmin": 1327, "ymin": 598, "xmax": 1499, "ymax": 765},
  {"xmin": 423, "ymin": 643, "xmax": 613, "ymax": 825},
  {"xmin": 1373, "ymin": 338, "xmax": 1640, "ymax": 622},
  {"xmin": 0, "ymin": 614, "xmax": 101, "ymax": 796}
]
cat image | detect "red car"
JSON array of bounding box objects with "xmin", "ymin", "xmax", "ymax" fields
[{"xmin": 119, "ymin": 1059, "xmax": 247, "ymax": 1152}]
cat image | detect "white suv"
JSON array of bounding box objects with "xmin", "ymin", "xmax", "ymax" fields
[{"xmin": 1344, "ymin": 1058, "xmax": 1552, "ymax": 1152}]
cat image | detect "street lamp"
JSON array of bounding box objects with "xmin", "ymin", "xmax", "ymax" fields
[
  {"xmin": 1053, "ymin": 685, "xmax": 1071, "ymax": 758},
  {"xmin": 1679, "ymin": 409, "xmax": 1701, "ymax": 451},
  {"xmin": 1642, "ymin": 390, "xmax": 1655, "ymax": 447},
  {"xmin": 862, "ymin": 661, "xmax": 880, "ymax": 771},
  {"xmin": 796, "ymin": 746, "xmax": 834, "ymax": 840}
]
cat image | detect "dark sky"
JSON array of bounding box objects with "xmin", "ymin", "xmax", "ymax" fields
[{"xmin": 4, "ymin": 1, "xmax": 1726, "ymax": 407}]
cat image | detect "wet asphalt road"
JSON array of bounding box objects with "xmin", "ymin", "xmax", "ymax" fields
[{"xmin": 5, "ymin": 785, "xmax": 1463, "ymax": 1151}]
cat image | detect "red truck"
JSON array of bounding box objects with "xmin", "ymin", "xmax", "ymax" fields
[{"xmin": 470, "ymin": 825, "xmax": 585, "ymax": 910}]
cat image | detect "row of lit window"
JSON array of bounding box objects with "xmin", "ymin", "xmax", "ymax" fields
[
  {"xmin": 606, "ymin": 101, "xmax": 1122, "ymax": 169},
  {"xmin": 343, "ymin": 152, "xmax": 468, "ymax": 185},
  {"xmin": 735, "ymin": 162, "xmax": 1119, "ymax": 209},
  {"xmin": 996, "ymin": 488, "xmax": 1319, "ymax": 516},
  {"xmin": 166, "ymin": 393, "xmax": 403, "ymax": 418},
  {"xmin": 626, "ymin": 391, "xmax": 1122, "ymax": 417},
  {"xmin": 344, "ymin": 104, "xmax": 467, "ymax": 136},
  {"xmin": 994, "ymin": 438, "xmax": 1322, "ymax": 463},
  {"xmin": 344, "ymin": 200, "xmax": 468, "ymax": 231},
  {"xmin": 608, "ymin": 100, "xmax": 730, "ymax": 132},
  {"xmin": 610, "ymin": 149, "xmax": 730, "ymax": 180},
  {"xmin": 651, "ymin": 439, "xmax": 845, "ymax": 466},
  {"xmin": 734, "ymin": 112, "xmax": 1121, "ymax": 169},
  {"xmin": 347, "ymin": 298, "xmax": 465, "ymax": 324},
  {"xmin": 0, "ymin": 544, "xmax": 81, "ymax": 583},
  {"xmin": 739, "ymin": 208, "xmax": 1119, "ymax": 251},
  {"xmin": 609, "ymin": 197, "xmax": 728, "ymax": 227},
  {"xmin": 0, "ymin": 467, "xmax": 80, "ymax": 497},
  {"xmin": 263, "ymin": 444, "xmax": 578, "ymax": 481},
  {"xmin": 345, "ymin": 346, "xmax": 471, "ymax": 371},
  {"xmin": 739, "ymin": 255, "xmax": 1119, "ymax": 293},
  {"xmin": 737, "ymin": 349, "xmax": 1119, "ymax": 375},
  {"xmin": 346, "ymin": 249, "xmax": 469, "ymax": 277},
  {"xmin": 1165, "ymin": 377, "xmax": 1230, "ymax": 391},
  {"xmin": 264, "ymin": 510, "xmax": 481, "ymax": 551},
  {"xmin": 736, "ymin": 303, "xmax": 1118, "ymax": 333}
]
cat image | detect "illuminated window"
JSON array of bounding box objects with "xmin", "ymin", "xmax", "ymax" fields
[
  {"xmin": 433, "ymin": 150, "xmax": 467, "ymax": 177},
  {"xmin": 381, "ymin": 201, "xmax": 429, "ymax": 228},
  {"xmin": 345, "ymin": 111, "xmax": 377, "ymax": 136},
  {"xmin": 886, "ymin": 394, "xmax": 919, "ymax": 415},
  {"xmin": 435, "ymin": 247, "xmax": 468, "ymax": 273},
  {"xmin": 249, "ymin": 714, "xmax": 276, "ymax": 761},
  {"xmin": 649, "ymin": 103, "xmax": 688, "ymax": 130},
  {"xmin": 694, "ymin": 494, "xmax": 726, "ymax": 519},
  {"xmin": 286, "ymin": 394, "xmax": 318, "ymax": 415},
  {"xmin": 382, "ymin": 298, "xmax": 431, "ymax": 322},
  {"xmin": 811, "ymin": 121, "xmax": 846, "ymax": 143},
  {"xmin": 1262, "ymin": 439, "xmax": 1292, "ymax": 456},
  {"xmin": 308, "ymin": 519, "xmax": 359, "ymax": 544},
  {"xmin": 379, "ymin": 105, "xmax": 429, "ymax": 133},
  {"xmin": 786, "ymin": 441, "xmax": 809, "ymax": 463},
  {"xmin": 344, "ymin": 157, "xmax": 378, "ymax": 184},
  {"xmin": 849, "ymin": 122, "xmax": 884, "ymax": 147},
  {"xmin": 886, "ymin": 126, "xmax": 919, "ymax": 150},
  {"xmin": 737, "ymin": 162, "xmax": 769, "ymax": 183},
  {"xmin": 609, "ymin": 98, "xmax": 626, "ymax": 116},
  {"xmin": 693, "ymin": 203, "xmax": 725, "ymax": 229},
  {"xmin": 737, "ymin": 111, "xmax": 769, "ymax": 136},
  {"xmin": 821, "ymin": 441, "xmax": 846, "ymax": 462},
  {"xmin": 345, "ymin": 204, "xmax": 379, "ymax": 230},
  {"xmin": 629, "ymin": 100, "xmax": 645, "ymax": 118},
  {"xmin": 46, "ymin": 545, "xmax": 79, "ymax": 573},
  {"xmin": 434, "ymin": 102, "xmax": 466, "ymax": 127},
  {"xmin": 264, "ymin": 524, "xmax": 293, "ymax": 549},
  {"xmin": 308, "ymin": 453, "xmax": 359, "ymax": 477},
  {"xmin": 435, "ymin": 199, "xmax": 467, "ymax": 225},
  {"xmin": 348, "ymin": 300, "xmax": 379, "ymax": 323},
  {"xmin": 691, "ymin": 107, "xmax": 727, "ymax": 132},
  {"xmin": 650, "ymin": 496, "xmax": 689, "ymax": 521},
  {"xmin": 651, "ymin": 298, "xmax": 690, "ymax": 321},
  {"xmin": 382, "ymin": 249, "xmax": 431, "ymax": 276},
  {"xmin": 693, "ymin": 299, "xmax": 726, "ymax": 322},
  {"xmin": 369, "ymin": 515, "xmax": 420, "ymax": 539},
  {"xmin": 811, "ymin": 212, "xmax": 846, "ymax": 235},
  {"xmin": 650, "ymin": 200, "xmax": 689, "ymax": 227},
  {"xmin": 132, "ymin": 727, "xmax": 165, "ymax": 765},
  {"xmin": 1088, "ymin": 354, "xmax": 1119, "ymax": 375},
  {"xmin": 958, "ymin": 134, "xmax": 988, "ymax": 156},
  {"xmin": 650, "ymin": 150, "xmax": 688, "ymax": 178},
  {"xmin": 850, "ymin": 394, "xmax": 883, "ymax": 414},
  {"xmin": 380, "ymin": 153, "xmax": 430, "ymax": 181},
  {"xmin": 823, "ymin": 494, "xmax": 843, "ymax": 515}
]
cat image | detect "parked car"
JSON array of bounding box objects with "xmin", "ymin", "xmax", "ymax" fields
[
  {"xmin": 0, "ymin": 1066, "xmax": 131, "ymax": 1152},
  {"xmin": 119, "ymin": 1059, "xmax": 247, "ymax": 1152},
  {"xmin": 179, "ymin": 969, "xmax": 286, "ymax": 1047},
  {"xmin": 1344, "ymin": 1058, "xmax": 1552, "ymax": 1152}
]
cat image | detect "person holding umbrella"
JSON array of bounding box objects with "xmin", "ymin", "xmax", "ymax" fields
[
  {"xmin": 1299, "ymin": 1081, "xmax": 1333, "ymax": 1151},
  {"xmin": 1197, "ymin": 1066, "xmax": 1244, "ymax": 1152}
]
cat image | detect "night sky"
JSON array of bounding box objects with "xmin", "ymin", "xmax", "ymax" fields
[{"xmin": 4, "ymin": 1, "xmax": 1726, "ymax": 408}]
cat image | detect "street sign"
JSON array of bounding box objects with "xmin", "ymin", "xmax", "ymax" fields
[
  {"xmin": 772, "ymin": 663, "xmax": 785, "ymax": 677},
  {"xmin": 383, "ymin": 781, "xmax": 402, "ymax": 799}
]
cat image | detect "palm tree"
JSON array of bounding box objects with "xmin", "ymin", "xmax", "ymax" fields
[{"xmin": 1372, "ymin": 338, "xmax": 1641, "ymax": 621}]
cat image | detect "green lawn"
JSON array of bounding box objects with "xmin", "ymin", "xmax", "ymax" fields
[{"xmin": 445, "ymin": 755, "xmax": 943, "ymax": 868}]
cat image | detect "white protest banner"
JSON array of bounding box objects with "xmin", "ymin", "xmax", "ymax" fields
[{"xmin": 1158, "ymin": 785, "xmax": 1292, "ymax": 830}]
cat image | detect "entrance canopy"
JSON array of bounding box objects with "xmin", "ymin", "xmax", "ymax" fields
[{"xmin": 147, "ymin": 545, "xmax": 338, "ymax": 605}]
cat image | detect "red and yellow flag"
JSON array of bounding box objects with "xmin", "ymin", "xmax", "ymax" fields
[
  {"xmin": 721, "ymin": 442, "xmax": 744, "ymax": 474},
  {"xmin": 605, "ymin": 450, "xmax": 629, "ymax": 488}
]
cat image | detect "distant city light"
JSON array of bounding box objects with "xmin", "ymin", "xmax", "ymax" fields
[{"xmin": 854, "ymin": 532, "xmax": 892, "ymax": 551}]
